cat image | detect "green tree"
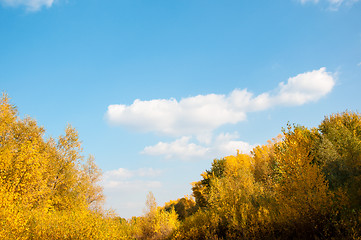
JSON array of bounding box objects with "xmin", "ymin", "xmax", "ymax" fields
[
  {"xmin": 318, "ymin": 111, "xmax": 361, "ymax": 209},
  {"xmin": 191, "ymin": 158, "xmax": 226, "ymax": 208},
  {"xmin": 163, "ymin": 196, "xmax": 197, "ymax": 221}
]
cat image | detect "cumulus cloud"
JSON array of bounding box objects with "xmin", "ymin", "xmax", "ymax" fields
[
  {"xmin": 107, "ymin": 93, "xmax": 247, "ymax": 136},
  {"xmin": 0, "ymin": 0, "xmax": 55, "ymax": 11},
  {"xmin": 106, "ymin": 68, "xmax": 335, "ymax": 137},
  {"xmin": 276, "ymin": 67, "xmax": 335, "ymax": 105}
]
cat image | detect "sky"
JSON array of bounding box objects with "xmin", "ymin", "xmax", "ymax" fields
[{"xmin": 0, "ymin": 0, "xmax": 361, "ymax": 218}]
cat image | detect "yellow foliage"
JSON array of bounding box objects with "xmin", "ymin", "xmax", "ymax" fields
[
  {"xmin": 3, "ymin": 94, "xmax": 361, "ymax": 239},
  {"xmin": 273, "ymin": 126, "xmax": 332, "ymax": 225},
  {"xmin": 134, "ymin": 192, "xmax": 180, "ymax": 239},
  {"xmin": 0, "ymin": 94, "xmax": 131, "ymax": 239}
]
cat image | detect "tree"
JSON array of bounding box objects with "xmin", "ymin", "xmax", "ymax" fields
[
  {"xmin": 271, "ymin": 125, "xmax": 332, "ymax": 238},
  {"xmin": 0, "ymin": 94, "xmax": 128, "ymax": 239},
  {"xmin": 80, "ymin": 155, "xmax": 105, "ymax": 210},
  {"xmin": 163, "ymin": 196, "xmax": 197, "ymax": 221},
  {"xmin": 135, "ymin": 192, "xmax": 179, "ymax": 240},
  {"xmin": 191, "ymin": 158, "xmax": 226, "ymax": 208},
  {"xmin": 318, "ymin": 111, "xmax": 361, "ymax": 210}
]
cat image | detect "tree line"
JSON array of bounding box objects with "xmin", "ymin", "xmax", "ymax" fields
[{"xmin": 1, "ymin": 93, "xmax": 361, "ymax": 239}]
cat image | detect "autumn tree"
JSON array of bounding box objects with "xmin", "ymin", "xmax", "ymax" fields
[
  {"xmin": 270, "ymin": 125, "xmax": 332, "ymax": 238},
  {"xmin": 80, "ymin": 155, "xmax": 105, "ymax": 210},
  {"xmin": 191, "ymin": 158, "xmax": 226, "ymax": 208},
  {"xmin": 0, "ymin": 94, "xmax": 129, "ymax": 239},
  {"xmin": 135, "ymin": 192, "xmax": 179, "ymax": 240},
  {"xmin": 163, "ymin": 196, "xmax": 197, "ymax": 221}
]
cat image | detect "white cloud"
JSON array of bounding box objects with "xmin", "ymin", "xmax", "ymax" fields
[
  {"xmin": 104, "ymin": 167, "xmax": 162, "ymax": 181},
  {"xmin": 107, "ymin": 93, "xmax": 247, "ymax": 137},
  {"xmin": 104, "ymin": 168, "xmax": 134, "ymax": 179},
  {"xmin": 276, "ymin": 67, "xmax": 335, "ymax": 105},
  {"xmin": 358, "ymin": 62, "xmax": 361, "ymax": 66},
  {"xmin": 103, "ymin": 180, "xmax": 162, "ymax": 190},
  {"xmin": 106, "ymin": 68, "xmax": 335, "ymax": 137},
  {"xmin": 107, "ymin": 68, "xmax": 334, "ymax": 161},
  {"xmin": 101, "ymin": 167, "xmax": 163, "ymax": 218},
  {"xmin": 212, "ymin": 132, "xmax": 256, "ymax": 157},
  {"xmin": 142, "ymin": 132, "xmax": 257, "ymax": 161},
  {"xmin": 102, "ymin": 167, "xmax": 162, "ymax": 190},
  {"xmin": 142, "ymin": 136, "xmax": 210, "ymax": 160},
  {"xmin": 0, "ymin": 0, "xmax": 55, "ymax": 11}
]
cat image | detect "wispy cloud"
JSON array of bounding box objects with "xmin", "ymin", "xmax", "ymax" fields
[
  {"xmin": 106, "ymin": 68, "xmax": 335, "ymax": 138},
  {"xmin": 142, "ymin": 132, "xmax": 256, "ymax": 161},
  {"xmin": 142, "ymin": 136, "xmax": 210, "ymax": 160},
  {"xmin": 298, "ymin": 0, "xmax": 360, "ymax": 10},
  {"xmin": 103, "ymin": 180, "xmax": 162, "ymax": 190},
  {"xmin": 299, "ymin": 0, "xmax": 320, "ymax": 3},
  {"xmin": 0, "ymin": 0, "xmax": 56, "ymax": 11},
  {"xmin": 102, "ymin": 167, "xmax": 162, "ymax": 194},
  {"xmin": 102, "ymin": 167, "xmax": 163, "ymax": 218},
  {"xmin": 213, "ymin": 132, "xmax": 255, "ymax": 157}
]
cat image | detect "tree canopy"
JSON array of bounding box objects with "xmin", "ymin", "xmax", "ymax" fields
[{"xmin": 1, "ymin": 93, "xmax": 361, "ymax": 239}]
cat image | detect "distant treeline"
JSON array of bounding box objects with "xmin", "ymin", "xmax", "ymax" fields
[{"xmin": 1, "ymin": 93, "xmax": 361, "ymax": 239}]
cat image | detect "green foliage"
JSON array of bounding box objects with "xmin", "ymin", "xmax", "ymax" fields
[
  {"xmin": 318, "ymin": 111, "xmax": 361, "ymax": 209},
  {"xmin": 191, "ymin": 158, "xmax": 226, "ymax": 208},
  {"xmin": 163, "ymin": 196, "xmax": 197, "ymax": 221}
]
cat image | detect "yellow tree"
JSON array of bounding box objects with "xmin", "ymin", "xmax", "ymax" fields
[
  {"xmin": 47, "ymin": 125, "xmax": 87, "ymax": 211},
  {"xmin": 0, "ymin": 94, "xmax": 51, "ymax": 238},
  {"xmin": 79, "ymin": 155, "xmax": 105, "ymax": 210},
  {"xmin": 251, "ymin": 134, "xmax": 282, "ymax": 186},
  {"xmin": 0, "ymin": 94, "xmax": 128, "ymax": 239},
  {"xmin": 0, "ymin": 95, "xmax": 50, "ymax": 208},
  {"xmin": 208, "ymin": 153, "xmax": 272, "ymax": 239},
  {"xmin": 273, "ymin": 125, "xmax": 331, "ymax": 237},
  {"xmin": 135, "ymin": 192, "xmax": 179, "ymax": 240}
]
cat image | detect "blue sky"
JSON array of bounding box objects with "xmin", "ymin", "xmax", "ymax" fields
[{"xmin": 1, "ymin": 0, "xmax": 361, "ymax": 218}]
